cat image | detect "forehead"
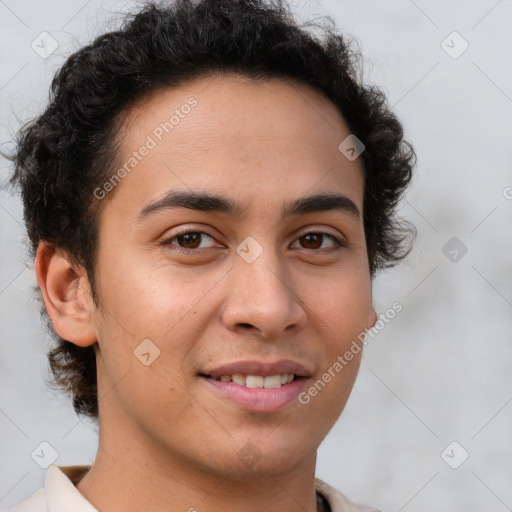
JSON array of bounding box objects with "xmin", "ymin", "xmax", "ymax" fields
[{"xmin": 105, "ymin": 73, "xmax": 364, "ymax": 217}]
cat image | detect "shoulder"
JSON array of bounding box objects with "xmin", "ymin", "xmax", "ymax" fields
[
  {"xmin": 315, "ymin": 478, "xmax": 381, "ymax": 512},
  {"xmin": 9, "ymin": 488, "xmax": 47, "ymax": 512},
  {"xmin": 8, "ymin": 464, "xmax": 94, "ymax": 512}
]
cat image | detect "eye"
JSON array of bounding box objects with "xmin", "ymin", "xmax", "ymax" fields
[
  {"xmin": 161, "ymin": 230, "xmax": 344, "ymax": 256},
  {"xmin": 161, "ymin": 231, "xmax": 219, "ymax": 252},
  {"xmin": 291, "ymin": 232, "xmax": 344, "ymax": 254}
]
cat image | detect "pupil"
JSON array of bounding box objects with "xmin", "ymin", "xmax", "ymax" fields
[
  {"xmin": 304, "ymin": 234, "xmax": 321, "ymax": 249},
  {"xmin": 180, "ymin": 233, "xmax": 200, "ymax": 248}
]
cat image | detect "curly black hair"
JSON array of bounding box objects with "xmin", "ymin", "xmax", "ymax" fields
[{"xmin": 7, "ymin": 0, "xmax": 416, "ymax": 419}]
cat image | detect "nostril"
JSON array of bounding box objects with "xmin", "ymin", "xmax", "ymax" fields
[{"xmin": 239, "ymin": 323, "xmax": 253, "ymax": 329}]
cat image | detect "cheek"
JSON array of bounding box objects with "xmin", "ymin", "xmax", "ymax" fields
[
  {"xmin": 302, "ymin": 267, "xmax": 372, "ymax": 340},
  {"xmin": 92, "ymin": 257, "xmax": 208, "ymax": 423},
  {"xmin": 92, "ymin": 253, "xmax": 223, "ymax": 398},
  {"xmin": 298, "ymin": 264, "xmax": 371, "ymax": 412},
  {"xmin": 96, "ymin": 252, "xmax": 213, "ymax": 340},
  {"xmin": 296, "ymin": 349, "xmax": 362, "ymax": 442}
]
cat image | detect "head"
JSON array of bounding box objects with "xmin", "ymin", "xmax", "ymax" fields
[{"xmin": 9, "ymin": 0, "xmax": 414, "ymax": 477}]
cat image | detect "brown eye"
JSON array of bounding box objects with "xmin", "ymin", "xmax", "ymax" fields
[
  {"xmin": 161, "ymin": 231, "xmax": 218, "ymax": 252},
  {"xmin": 299, "ymin": 233, "xmax": 323, "ymax": 249},
  {"xmin": 294, "ymin": 232, "xmax": 342, "ymax": 252},
  {"xmin": 176, "ymin": 232, "xmax": 202, "ymax": 249}
]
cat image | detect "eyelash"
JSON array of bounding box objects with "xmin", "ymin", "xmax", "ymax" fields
[{"xmin": 160, "ymin": 230, "xmax": 345, "ymax": 256}]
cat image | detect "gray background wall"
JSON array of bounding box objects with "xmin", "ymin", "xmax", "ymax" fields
[{"xmin": 1, "ymin": 1, "xmax": 511, "ymax": 510}]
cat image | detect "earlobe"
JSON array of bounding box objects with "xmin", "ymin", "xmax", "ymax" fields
[
  {"xmin": 368, "ymin": 307, "xmax": 378, "ymax": 329},
  {"xmin": 35, "ymin": 242, "xmax": 97, "ymax": 347}
]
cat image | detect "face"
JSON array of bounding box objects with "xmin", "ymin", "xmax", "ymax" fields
[{"xmin": 89, "ymin": 73, "xmax": 376, "ymax": 478}]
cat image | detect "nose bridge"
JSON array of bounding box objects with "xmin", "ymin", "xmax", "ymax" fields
[
  {"xmin": 223, "ymin": 236, "xmax": 306, "ymax": 337},
  {"xmin": 237, "ymin": 237, "xmax": 292, "ymax": 306}
]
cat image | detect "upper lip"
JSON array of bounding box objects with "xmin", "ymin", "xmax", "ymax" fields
[{"xmin": 201, "ymin": 359, "xmax": 312, "ymax": 379}]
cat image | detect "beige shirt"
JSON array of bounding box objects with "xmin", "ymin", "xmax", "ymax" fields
[{"xmin": 9, "ymin": 464, "xmax": 379, "ymax": 512}]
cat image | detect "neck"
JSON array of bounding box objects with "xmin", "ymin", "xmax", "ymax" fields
[{"xmin": 77, "ymin": 417, "xmax": 320, "ymax": 512}]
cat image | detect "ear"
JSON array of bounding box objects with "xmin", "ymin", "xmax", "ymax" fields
[
  {"xmin": 367, "ymin": 306, "xmax": 378, "ymax": 329},
  {"xmin": 35, "ymin": 242, "xmax": 97, "ymax": 347}
]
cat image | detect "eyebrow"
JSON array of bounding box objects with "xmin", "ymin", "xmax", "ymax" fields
[{"xmin": 137, "ymin": 190, "xmax": 360, "ymax": 221}]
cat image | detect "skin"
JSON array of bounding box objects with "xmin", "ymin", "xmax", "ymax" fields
[{"xmin": 36, "ymin": 73, "xmax": 377, "ymax": 512}]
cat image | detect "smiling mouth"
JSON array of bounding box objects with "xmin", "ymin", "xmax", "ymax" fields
[
  {"xmin": 200, "ymin": 372, "xmax": 309, "ymax": 412},
  {"xmin": 200, "ymin": 373, "xmax": 299, "ymax": 388},
  {"xmin": 198, "ymin": 359, "xmax": 312, "ymax": 411}
]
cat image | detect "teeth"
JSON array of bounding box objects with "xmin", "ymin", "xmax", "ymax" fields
[
  {"xmin": 263, "ymin": 375, "xmax": 281, "ymax": 388},
  {"xmin": 216, "ymin": 374, "xmax": 295, "ymax": 388},
  {"xmin": 232, "ymin": 374, "xmax": 245, "ymax": 386},
  {"xmin": 246, "ymin": 375, "xmax": 264, "ymax": 388}
]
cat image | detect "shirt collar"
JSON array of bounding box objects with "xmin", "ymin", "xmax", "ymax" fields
[{"xmin": 45, "ymin": 464, "xmax": 97, "ymax": 511}]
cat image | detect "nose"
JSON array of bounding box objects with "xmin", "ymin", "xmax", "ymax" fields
[{"xmin": 220, "ymin": 243, "xmax": 307, "ymax": 339}]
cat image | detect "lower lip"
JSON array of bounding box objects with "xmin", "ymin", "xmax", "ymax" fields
[{"xmin": 201, "ymin": 376, "xmax": 308, "ymax": 412}]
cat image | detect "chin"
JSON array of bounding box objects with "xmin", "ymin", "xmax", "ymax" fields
[{"xmin": 232, "ymin": 438, "xmax": 315, "ymax": 479}]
